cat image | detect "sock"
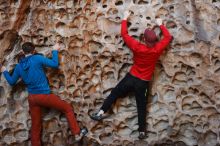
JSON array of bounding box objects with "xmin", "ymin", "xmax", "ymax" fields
[{"xmin": 97, "ymin": 110, "xmax": 104, "ymax": 116}]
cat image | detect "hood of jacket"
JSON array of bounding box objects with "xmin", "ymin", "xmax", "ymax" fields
[{"xmin": 19, "ymin": 55, "xmax": 33, "ymax": 70}]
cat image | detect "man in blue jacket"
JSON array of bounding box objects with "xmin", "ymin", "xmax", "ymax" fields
[{"xmin": 0, "ymin": 42, "xmax": 87, "ymax": 146}]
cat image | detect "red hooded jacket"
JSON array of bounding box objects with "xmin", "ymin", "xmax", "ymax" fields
[{"xmin": 121, "ymin": 20, "xmax": 172, "ymax": 80}]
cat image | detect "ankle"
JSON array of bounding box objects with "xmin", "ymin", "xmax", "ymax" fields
[{"xmin": 97, "ymin": 109, "xmax": 104, "ymax": 116}]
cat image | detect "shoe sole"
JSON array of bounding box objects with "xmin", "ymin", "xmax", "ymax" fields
[{"xmin": 89, "ymin": 113, "xmax": 109, "ymax": 121}]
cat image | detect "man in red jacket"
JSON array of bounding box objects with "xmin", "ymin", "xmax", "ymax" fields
[{"xmin": 90, "ymin": 11, "xmax": 172, "ymax": 139}]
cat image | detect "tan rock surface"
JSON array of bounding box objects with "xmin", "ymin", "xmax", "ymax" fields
[{"xmin": 0, "ymin": 0, "xmax": 220, "ymax": 146}]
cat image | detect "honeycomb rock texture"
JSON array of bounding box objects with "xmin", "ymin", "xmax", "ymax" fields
[{"xmin": 0, "ymin": 0, "xmax": 220, "ymax": 146}]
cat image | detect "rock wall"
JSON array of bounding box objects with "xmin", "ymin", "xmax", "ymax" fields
[{"xmin": 0, "ymin": 0, "xmax": 220, "ymax": 146}]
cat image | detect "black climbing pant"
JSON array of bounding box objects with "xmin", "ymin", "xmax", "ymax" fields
[{"xmin": 101, "ymin": 73, "xmax": 149, "ymax": 132}]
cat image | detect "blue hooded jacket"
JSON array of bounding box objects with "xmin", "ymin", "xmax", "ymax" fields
[{"xmin": 3, "ymin": 50, "xmax": 59, "ymax": 94}]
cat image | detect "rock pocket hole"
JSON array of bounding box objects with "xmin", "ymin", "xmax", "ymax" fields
[
  {"xmin": 99, "ymin": 132, "xmax": 113, "ymax": 143},
  {"xmin": 215, "ymin": 67, "xmax": 220, "ymax": 73},
  {"xmin": 169, "ymin": 5, "xmax": 174, "ymax": 11},
  {"xmin": 130, "ymin": 28, "xmax": 138, "ymax": 32},
  {"xmin": 146, "ymin": 16, "xmax": 151, "ymax": 20},
  {"xmin": 104, "ymin": 35, "xmax": 112, "ymax": 42},
  {"xmin": 186, "ymin": 20, "xmax": 190, "ymax": 24},
  {"xmin": 102, "ymin": 4, "xmax": 107, "ymax": 8},
  {"xmin": 115, "ymin": 0, "xmax": 123, "ymax": 6},
  {"xmin": 217, "ymin": 19, "xmax": 220, "ymax": 25},
  {"xmin": 166, "ymin": 20, "xmax": 177, "ymax": 29},
  {"xmin": 55, "ymin": 22, "xmax": 66, "ymax": 28},
  {"xmin": 138, "ymin": 0, "xmax": 149, "ymax": 4}
]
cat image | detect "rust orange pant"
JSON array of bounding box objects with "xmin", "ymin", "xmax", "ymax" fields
[{"xmin": 28, "ymin": 94, "xmax": 80, "ymax": 146}]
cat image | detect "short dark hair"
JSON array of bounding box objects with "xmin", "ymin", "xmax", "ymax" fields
[{"xmin": 22, "ymin": 42, "xmax": 35, "ymax": 54}]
